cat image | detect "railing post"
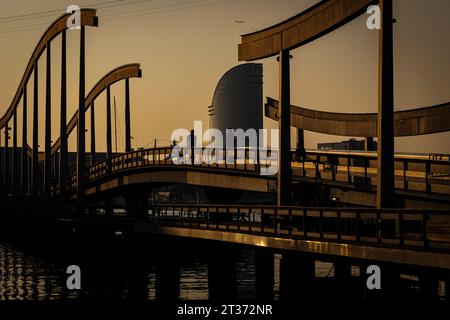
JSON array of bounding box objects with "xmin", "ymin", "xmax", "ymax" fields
[
  {"xmin": 399, "ymin": 211, "xmax": 404, "ymax": 246},
  {"xmin": 376, "ymin": 210, "xmax": 382, "ymax": 244},
  {"xmin": 347, "ymin": 156, "xmax": 351, "ymax": 183},
  {"xmin": 319, "ymin": 209, "xmax": 323, "ymax": 239},
  {"xmin": 274, "ymin": 208, "xmax": 278, "ymax": 234},
  {"xmin": 423, "ymin": 211, "xmax": 429, "ymax": 248},
  {"xmin": 261, "ymin": 208, "xmax": 264, "ymax": 233},
  {"xmin": 425, "ymin": 160, "xmax": 431, "ymax": 193},
  {"xmin": 403, "ymin": 159, "xmax": 408, "ymax": 190},
  {"xmin": 336, "ymin": 209, "xmax": 341, "ymax": 240},
  {"xmin": 355, "ymin": 211, "xmax": 360, "ymax": 242},
  {"xmin": 248, "ymin": 207, "xmax": 252, "ymax": 232},
  {"xmin": 288, "ymin": 208, "xmax": 292, "ymax": 235},
  {"xmin": 303, "ymin": 208, "xmax": 307, "ymax": 237}
]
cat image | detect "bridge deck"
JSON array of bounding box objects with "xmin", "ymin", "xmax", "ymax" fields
[{"xmin": 134, "ymin": 205, "xmax": 450, "ymax": 270}]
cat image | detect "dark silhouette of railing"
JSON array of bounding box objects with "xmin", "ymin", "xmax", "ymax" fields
[
  {"xmin": 68, "ymin": 146, "xmax": 450, "ymax": 196},
  {"xmin": 150, "ymin": 204, "xmax": 450, "ymax": 250}
]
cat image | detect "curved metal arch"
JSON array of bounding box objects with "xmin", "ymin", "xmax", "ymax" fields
[
  {"xmin": 51, "ymin": 63, "xmax": 142, "ymax": 154},
  {"xmin": 0, "ymin": 9, "xmax": 98, "ymax": 129},
  {"xmin": 265, "ymin": 97, "xmax": 450, "ymax": 137},
  {"xmin": 238, "ymin": 0, "xmax": 377, "ymax": 61}
]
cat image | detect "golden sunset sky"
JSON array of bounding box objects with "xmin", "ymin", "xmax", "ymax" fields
[{"xmin": 0, "ymin": 0, "xmax": 449, "ymax": 153}]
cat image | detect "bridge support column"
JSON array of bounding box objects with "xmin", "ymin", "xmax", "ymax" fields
[
  {"xmin": 32, "ymin": 61, "xmax": 39, "ymax": 196},
  {"xmin": 77, "ymin": 25, "xmax": 86, "ymax": 208},
  {"xmin": 208, "ymin": 252, "xmax": 237, "ymax": 300},
  {"xmin": 22, "ymin": 86, "xmax": 28, "ymax": 193},
  {"xmin": 4, "ymin": 123, "xmax": 9, "ymax": 187},
  {"xmin": 419, "ymin": 273, "xmax": 439, "ymax": 301},
  {"xmin": 90, "ymin": 101, "xmax": 96, "ymax": 165},
  {"xmin": 12, "ymin": 110, "xmax": 17, "ymax": 189},
  {"xmin": 365, "ymin": 137, "xmax": 375, "ymax": 151},
  {"xmin": 280, "ymin": 254, "xmax": 314, "ymax": 301},
  {"xmin": 126, "ymin": 193, "xmax": 148, "ymax": 220},
  {"xmin": 155, "ymin": 259, "xmax": 180, "ymax": 300},
  {"xmin": 255, "ymin": 250, "xmax": 274, "ymax": 300},
  {"xmin": 59, "ymin": 29, "xmax": 68, "ymax": 198},
  {"xmin": 44, "ymin": 42, "xmax": 52, "ymax": 198},
  {"xmin": 277, "ymin": 50, "xmax": 291, "ymax": 206},
  {"xmin": 296, "ymin": 128, "xmax": 305, "ymax": 158},
  {"xmin": 124, "ymin": 78, "xmax": 131, "ymax": 152},
  {"xmin": 106, "ymin": 86, "xmax": 112, "ymax": 161},
  {"xmin": 376, "ymin": 0, "xmax": 395, "ymax": 208},
  {"xmin": 334, "ymin": 261, "xmax": 353, "ymax": 299}
]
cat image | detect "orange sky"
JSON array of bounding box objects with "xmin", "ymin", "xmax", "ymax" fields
[{"xmin": 0, "ymin": 0, "xmax": 449, "ymax": 153}]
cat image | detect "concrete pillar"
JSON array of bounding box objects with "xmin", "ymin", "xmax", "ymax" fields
[
  {"xmin": 255, "ymin": 250, "xmax": 274, "ymax": 300},
  {"xmin": 44, "ymin": 42, "xmax": 52, "ymax": 198},
  {"xmin": 59, "ymin": 29, "xmax": 68, "ymax": 198},
  {"xmin": 277, "ymin": 49, "xmax": 291, "ymax": 205},
  {"xmin": 208, "ymin": 253, "xmax": 237, "ymax": 300},
  {"xmin": 280, "ymin": 254, "xmax": 315, "ymax": 301},
  {"xmin": 376, "ymin": 0, "xmax": 395, "ymax": 208},
  {"xmin": 77, "ymin": 25, "xmax": 86, "ymax": 206}
]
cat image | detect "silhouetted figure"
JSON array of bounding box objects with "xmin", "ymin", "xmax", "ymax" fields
[{"xmin": 187, "ymin": 129, "xmax": 197, "ymax": 165}]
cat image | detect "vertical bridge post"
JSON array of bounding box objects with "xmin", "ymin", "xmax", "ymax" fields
[
  {"xmin": 32, "ymin": 61, "xmax": 39, "ymax": 196},
  {"xmin": 44, "ymin": 42, "xmax": 52, "ymax": 198},
  {"xmin": 77, "ymin": 25, "xmax": 86, "ymax": 207},
  {"xmin": 125, "ymin": 78, "xmax": 131, "ymax": 152},
  {"xmin": 59, "ymin": 29, "xmax": 68, "ymax": 198},
  {"xmin": 278, "ymin": 49, "xmax": 291, "ymax": 205},
  {"xmin": 22, "ymin": 86, "xmax": 28, "ymax": 193},
  {"xmin": 377, "ymin": 0, "xmax": 395, "ymax": 208},
  {"xmin": 91, "ymin": 101, "xmax": 96, "ymax": 165}
]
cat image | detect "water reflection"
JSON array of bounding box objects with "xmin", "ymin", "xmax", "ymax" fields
[{"xmin": 0, "ymin": 240, "xmax": 362, "ymax": 301}]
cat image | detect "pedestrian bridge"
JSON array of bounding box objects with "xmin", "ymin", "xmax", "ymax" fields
[{"xmin": 73, "ymin": 146, "xmax": 450, "ymax": 208}]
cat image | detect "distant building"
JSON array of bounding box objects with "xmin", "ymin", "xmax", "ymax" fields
[
  {"xmin": 317, "ymin": 138, "xmax": 377, "ymax": 151},
  {"xmin": 208, "ymin": 63, "xmax": 263, "ymax": 143}
]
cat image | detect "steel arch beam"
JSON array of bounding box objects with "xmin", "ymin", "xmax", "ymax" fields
[
  {"xmin": 0, "ymin": 9, "xmax": 98, "ymax": 129},
  {"xmin": 238, "ymin": 0, "xmax": 377, "ymax": 61},
  {"xmin": 265, "ymin": 97, "xmax": 450, "ymax": 137},
  {"xmin": 51, "ymin": 63, "xmax": 142, "ymax": 154}
]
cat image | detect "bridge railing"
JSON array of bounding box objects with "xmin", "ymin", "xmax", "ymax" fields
[
  {"xmin": 150, "ymin": 204, "xmax": 450, "ymax": 250},
  {"xmin": 292, "ymin": 150, "xmax": 450, "ymax": 194},
  {"xmin": 86, "ymin": 146, "xmax": 279, "ymax": 181},
  {"xmin": 77, "ymin": 146, "xmax": 450, "ymax": 196}
]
